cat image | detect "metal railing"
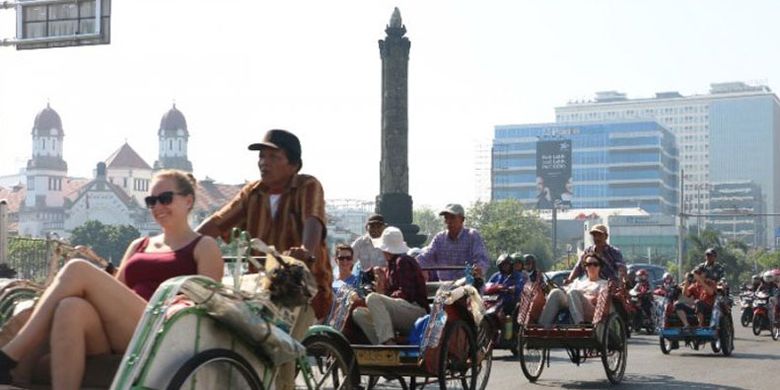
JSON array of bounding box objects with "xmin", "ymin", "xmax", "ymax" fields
[{"xmin": 5, "ymin": 236, "xmax": 55, "ymax": 282}]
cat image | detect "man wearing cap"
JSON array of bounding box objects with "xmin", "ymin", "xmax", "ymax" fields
[
  {"xmin": 196, "ymin": 129, "xmax": 331, "ymax": 390},
  {"xmin": 351, "ymin": 213, "xmax": 388, "ymax": 269},
  {"xmin": 565, "ymin": 224, "xmax": 626, "ymax": 284},
  {"xmin": 352, "ymin": 227, "xmax": 429, "ymax": 345},
  {"xmin": 416, "ymin": 203, "xmax": 490, "ymax": 281},
  {"xmin": 696, "ymin": 248, "xmax": 725, "ymax": 283}
]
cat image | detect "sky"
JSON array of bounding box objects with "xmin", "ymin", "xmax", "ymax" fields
[{"xmin": 2, "ymin": 0, "xmax": 780, "ymax": 208}]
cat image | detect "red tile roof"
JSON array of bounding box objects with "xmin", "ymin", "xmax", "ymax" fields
[{"xmin": 105, "ymin": 143, "xmax": 152, "ymax": 170}]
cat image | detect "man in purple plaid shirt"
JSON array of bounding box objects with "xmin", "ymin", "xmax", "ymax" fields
[{"xmin": 416, "ymin": 203, "xmax": 490, "ymax": 281}]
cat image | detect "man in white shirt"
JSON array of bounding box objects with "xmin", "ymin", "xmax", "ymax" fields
[
  {"xmin": 351, "ymin": 213, "xmax": 387, "ymax": 269},
  {"xmin": 539, "ymin": 254, "xmax": 608, "ymax": 327}
]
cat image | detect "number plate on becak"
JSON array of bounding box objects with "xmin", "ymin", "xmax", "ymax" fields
[{"xmin": 355, "ymin": 349, "xmax": 400, "ymax": 365}]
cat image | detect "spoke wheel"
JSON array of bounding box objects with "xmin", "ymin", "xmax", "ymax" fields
[
  {"xmin": 601, "ymin": 313, "xmax": 627, "ymax": 384},
  {"xmin": 166, "ymin": 348, "xmax": 263, "ymax": 390},
  {"xmin": 437, "ymin": 320, "xmax": 477, "ymax": 390},
  {"xmin": 659, "ymin": 336, "xmax": 673, "ymax": 355},
  {"xmin": 301, "ymin": 333, "xmax": 358, "ymax": 390},
  {"xmin": 771, "ymin": 314, "xmax": 779, "ymax": 341},
  {"xmin": 475, "ymin": 319, "xmax": 494, "ymax": 390},
  {"xmin": 363, "ymin": 375, "xmax": 408, "ymax": 390},
  {"xmin": 517, "ymin": 327, "xmax": 545, "ymax": 382}
]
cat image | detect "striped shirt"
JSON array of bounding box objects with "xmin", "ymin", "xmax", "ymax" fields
[{"xmin": 197, "ymin": 174, "xmax": 333, "ymax": 319}]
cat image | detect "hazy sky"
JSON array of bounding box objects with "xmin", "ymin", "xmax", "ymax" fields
[{"xmin": 2, "ymin": 0, "xmax": 780, "ymax": 207}]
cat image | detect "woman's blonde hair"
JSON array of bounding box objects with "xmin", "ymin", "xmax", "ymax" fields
[{"xmin": 153, "ymin": 170, "xmax": 197, "ymax": 210}]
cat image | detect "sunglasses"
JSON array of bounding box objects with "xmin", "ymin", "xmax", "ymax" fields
[
  {"xmin": 336, "ymin": 256, "xmax": 353, "ymax": 261},
  {"xmin": 144, "ymin": 191, "xmax": 184, "ymax": 208},
  {"xmin": 584, "ymin": 262, "xmax": 601, "ymax": 268}
]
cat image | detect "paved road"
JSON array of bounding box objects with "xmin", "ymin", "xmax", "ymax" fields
[{"xmin": 486, "ymin": 321, "xmax": 777, "ymax": 390}]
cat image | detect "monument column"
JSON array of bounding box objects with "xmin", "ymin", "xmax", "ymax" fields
[{"xmin": 376, "ymin": 7, "xmax": 425, "ymax": 247}]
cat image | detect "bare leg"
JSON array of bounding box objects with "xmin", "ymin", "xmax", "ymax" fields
[
  {"xmin": 2, "ymin": 260, "xmax": 145, "ymax": 367},
  {"xmin": 50, "ymin": 297, "xmax": 113, "ymax": 390},
  {"xmin": 676, "ymin": 310, "xmax": 690, "ymax": 327}
]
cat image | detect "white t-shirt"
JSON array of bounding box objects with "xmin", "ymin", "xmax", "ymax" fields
[
  {"xmin": 567, "ymin": 277, "xmax": 607, "ymax": 299},
  {"xmin": 269, "ymin": 194, "xmax": 281, "ymax": 218}
]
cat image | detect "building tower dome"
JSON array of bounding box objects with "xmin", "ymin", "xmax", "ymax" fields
[
  {"xmin": 154, "ymin": 103, "xmax": 193, "ymax": 172},
  {"xmin": 32, "ymin": 103, "xmax": 64, "ymax": 137},
  {"xmin": 27, "ymin": 103, "xmax": 67, "ymax": 172},
  {"xmin": 158, "ymin": 104, "xmax": 188, "ymax": 137}
]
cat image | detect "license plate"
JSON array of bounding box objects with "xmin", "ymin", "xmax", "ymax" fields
[{"xmin": 355, "ymin": 349, "xmax": 400, "ymax": 366}]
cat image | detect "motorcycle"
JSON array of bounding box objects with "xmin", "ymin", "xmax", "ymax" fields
[
  {"xmin": 630, "ymin": 286, "xmax": 657, "ymax": 334},
  {"xmin": 751, "ymin": 290, "xmax": 776, "ymax": 338},
  {"xmin": 481, "ymin": 282, "xmax": 519, "ymax": 356},
  {"xmin": 739, "ymin": 289, "xmax": 755, "ymax": 327}
]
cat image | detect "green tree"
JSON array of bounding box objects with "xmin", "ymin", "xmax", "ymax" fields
[
  {"xmin": 466, "ymin": 199, "xmax": 552, "ymax": 271},
  {"xmin": 684, "ymin": 228, "xmax": 751, "ymax": 287},
  {"xmin": 70, "ymin": 220, "xmax": 141, "ymax": 265},
  {"xmin": 756, "ymin": 250, "xmax": 780, "ymax": 270},
  {"xmin": 413, "ymin": 206, "xmax": 444, "ymax": 246}
]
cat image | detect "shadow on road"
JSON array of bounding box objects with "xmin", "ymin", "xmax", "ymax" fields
[{"xmin": 535, "ymin": 374, "xmax": 746, "ymax": 389}]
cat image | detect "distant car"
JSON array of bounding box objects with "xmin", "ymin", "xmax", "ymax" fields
[
  {"xmin": 544, "ymin": 270, "xmax": 572, "ymax": 287},
  {"xmin": 626, "ymin": 263, "xmax": 668, "ymax": 286}
]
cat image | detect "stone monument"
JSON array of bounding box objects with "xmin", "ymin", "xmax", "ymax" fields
[{"xmin": 375, "ymin": 8, "xmax": 426, "ymax": 248}]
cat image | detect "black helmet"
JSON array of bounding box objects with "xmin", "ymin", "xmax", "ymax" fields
[{"xmin": 496, "ymin": 253, "xmax": 513, "ymax": 268}]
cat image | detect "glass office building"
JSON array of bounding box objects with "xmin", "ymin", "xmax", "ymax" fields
[
  {"xmin": 492, "ymin": 121, "xmax": 678, "ymax": 215},
  {"xmin": 555, "ymin": 82, "xmax": 780, "ymax": 247}
]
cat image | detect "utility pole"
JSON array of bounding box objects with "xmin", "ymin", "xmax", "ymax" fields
[{"xmin": 677, "ymin": 170, "xmax": 685, "ymax": 283}]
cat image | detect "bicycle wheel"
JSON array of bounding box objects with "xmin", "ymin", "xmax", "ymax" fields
[
  {"xmin": 601, "ymin": 313, "xmax": 627, "ymax": 385},
  {"xmin": 166, "ymin": 348, "xmax": 263, "ymax": 390},
  {"xmin": 659, "ymin": 336, "xmax": 673, "ymax": 355},
  {"xmin": 301, "ymin": 333, "xmax": 358, "ymax": 390},
  {"xmin": 517, "ymin": 327, "xmax": 544, "ymax": 382},
  {"xmin": 438, "ymin": 320, "xmax": 477, "ymax": 390},
  {"xmin": 475, "ymin": 319, "xmax": 494, "ymax": 390}
]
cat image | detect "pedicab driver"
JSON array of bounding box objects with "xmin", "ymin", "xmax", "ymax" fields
[
  {"xmin": 416, "ymin": 203, "xmax": 490, "ymax": 281},
  {"xmin": 352, "ymin": 227, "xmax": 429, "ymax": 345},
  {"xmin": 196, "ymin": 129, "xmax": 332, "ymax": 390},
  {"xmin": 565, "ymin": 224, "xmax": 626, "ymax": 284}
]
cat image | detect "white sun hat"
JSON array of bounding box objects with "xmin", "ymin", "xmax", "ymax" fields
[{"xmin": 371, "ymin": 226, "xmax": 410, "ymax": 255}]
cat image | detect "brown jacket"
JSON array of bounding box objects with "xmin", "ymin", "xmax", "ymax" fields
[{"xmin": 197, "ymin": 174, "xmax": 333, "ymax": 319}]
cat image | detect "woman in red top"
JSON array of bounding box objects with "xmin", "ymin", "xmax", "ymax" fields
[{"xmin": 0, "ymin": 170, "xmax": 223, "ymax": 389}]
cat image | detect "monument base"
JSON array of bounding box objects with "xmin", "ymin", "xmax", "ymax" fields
[{"xmin": 375, "ymin": 192, "xmax": 427, "ymax": 248}]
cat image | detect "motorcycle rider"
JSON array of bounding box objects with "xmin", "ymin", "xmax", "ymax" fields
[
  {"xmin": 675, "ymin": 266, "xmax": 716, "ymax": 329},
  {"xmin": 512, "ymin": 252, "xmax": 525, "ymax": 274},
  {"xmin": 485, "ymin": 254, "xmax": 526, "ymax": 317},
  {"xmin": 632, "ymin": 269, "xmax": 654, "ymax": 322},
  {"xmin": 655, "ymin": 272, "xmax": 675, "ymax": 296},
  {"xmin": 749, "ymin": 274, "xmax": 761, "ymax": 291},
  {"xmin": 757, "ymin": 271, "xmax": 778, "ymax": 308}
]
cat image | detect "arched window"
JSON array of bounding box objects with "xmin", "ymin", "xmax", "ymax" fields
[
  {"xmin": 178, "ymin": 139, "xmax": 183, "ymax": 151},
  {"xmin": 42, "ymin": 139, "xmax": 46, "ymax": 150},
  {"xmin": 169, "ymin": 139, "xmax": 173, "ymax": 150},
  {"xmin": 52, "ymin": 139, "xmax": 56, "ymax": 151}
]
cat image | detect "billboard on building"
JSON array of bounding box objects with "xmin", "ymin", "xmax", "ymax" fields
[{"xmin": 536, "ymin": 140, "xmax": 572, "ymax": 209}]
